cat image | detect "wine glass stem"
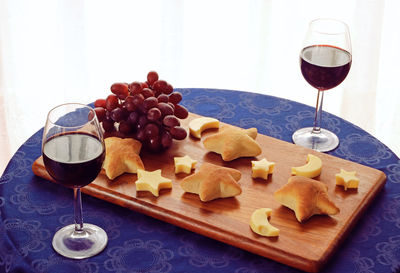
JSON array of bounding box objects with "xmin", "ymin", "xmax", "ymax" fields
[
  {"xmin": 312, "ymin": 89, "xmax": 324, "ymax": 134},
  {"xmin": 73, "ymin": 188, "xmax": 84, "ymax": 232}
]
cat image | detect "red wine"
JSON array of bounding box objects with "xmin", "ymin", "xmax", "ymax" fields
[
  {"xmin": 300, "ymin": 45, "xmax": 351, "ymax": 91},
  {"xmin": 43, "ymin": 132, "xmax": 105, "ymax": 188}
]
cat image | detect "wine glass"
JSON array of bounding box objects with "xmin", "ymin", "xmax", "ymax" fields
[
  {"xmin": 42, "ymin": 103, "xmax": 108, "ymax": 259},
  {"xmin": 292, "ymin": 18, "xmax": 352, "ymax": 152}
]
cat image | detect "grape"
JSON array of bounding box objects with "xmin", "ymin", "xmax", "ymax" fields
[
  {"xmin": 153, "ymin": 90, "xmax": 162, "ymax": 98},
  {"xmin": 94, "ymin": 107, "xmax": 106, "ymax": 122},
  {"xmin": 105, "ymin": 110, "xmax": 113, "ymax": 121},
  {"xmin": 132, "ymin": 94, "xmax": 145, "ymax": 107},
  {"xmin": 152, "ymin": 80, "xmax": 167, "ymax": 93},
  {"xmin": 147, "ymin": 135, "xmax": 161, "ymax": 152},
  {"xmin": 168, "ymin": 92, "xmax": 182, "ymax": 104},
  {"xmin": 162, "ymin": 115, "xmax": 180, "ymax": 127},
  {"xmin": 138, "ymin": 115, "xmax": 148, "ymax": 127},
  {"xmin": 144, "ymin": 123, "xmax": 159, "ymax": 137},
  {"xmin": 105, "ymin": 94, "xmax": 119, "ymax": 111},
  {"xmin": 129, "ymin": 81, "xmax": 142, "ymax": 94},
  {"xmin": 157, "ymin": 94, "xmax": 169, "ymax": 103},
  {"xmin": 94, "ymin": 99, "xmax": 106, "ymax": 108},
  {"xmin": 174, "ymin": 104, "xmax": 189, "ymax": 119},
  {"xmin": 111, "ymin": 83, "xmax": 129, "ymax": 99},
  {"xmin": 147, "ymin": 107, "xmax": 162, "ymax": 122},
  {"xmin": 141, "ymin": 82, "xmax": 149, "ymax": 89},
  {"xmin": 147, "ymin": 71, "xmax": 159, "ymax": 86},
  {"xmin": 143, "ymin": 97, "xmax": 158, "ymax": 110},
  {"xmin": 111, "ymin": 107, "xmax": 124, "ymax": 122},
  {"xmin": 102, "ymin": 120, "xmax": 115, "ymax": 132},
  {"xmin": 119, "ymin": 120, "xmax": 133, "ymax": 134},
  {"xmin": 135, "ymin": 128, "xmax": 146, "ymax": 142},
  {"xmin": 157, "ymin": 102, "xmax": 174, "ymax": 116},
  {"xmin": 128, "ymin": 111, "xmax": 139, "ymax": 125},
  {"xmin": 123, "ymin": 96, "xmax": 137, "ymax": 112},
  {"xmin": 161, "ymin": 131, "xmax": 173, "ymax": 148},
  {"xmin": 142, "ymin": 88, "xmax": 154, "ymax": 98},
  {"xmin": 137, "ymin": 105, "xmax": 146, "ymax": 114},
  {"xmin": 164, "ymin": 83, "xmax": 173, "ymax": 95},
  {"xmin": 167, "ymin": 102, "xmax": 175, "ymax": 111},
  {"xmin": 170, "ymin": 126, "xmax": 187, "ymax": 140}
]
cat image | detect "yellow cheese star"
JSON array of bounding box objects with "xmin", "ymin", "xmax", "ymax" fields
[
  {"xmin": 335, "ymin": 169, "xmax": 359, "ymax": 190},
  {"xmin": 251, "ymin": 158, "xmax": 275, "ymax": 179},
  {"xmin": 135, "ymin": 169, "xmax": 172, "ymax": 197},
  {"xmin": 174, "ymin": 155, "xmax": 197, "ymax": 174}
]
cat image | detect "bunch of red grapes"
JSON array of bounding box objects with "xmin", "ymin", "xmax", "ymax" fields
[{"xmin": 93, "ymin": 71, "xmax": 188, "ymax": 152}]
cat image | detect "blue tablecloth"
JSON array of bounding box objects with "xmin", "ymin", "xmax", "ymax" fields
[{"xmin": 1, "ymin": 88, "xmax": 399, "ymax": 273}]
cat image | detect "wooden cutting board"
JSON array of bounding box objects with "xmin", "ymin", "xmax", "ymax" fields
[{"xmin": 32, "ymin": 113, "xmax": 386, "ymax": 273}]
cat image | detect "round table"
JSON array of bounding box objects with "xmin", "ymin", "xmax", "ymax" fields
[{"xmin": 1, "ymin": 88, "xmax": 399, "ymax": 273}]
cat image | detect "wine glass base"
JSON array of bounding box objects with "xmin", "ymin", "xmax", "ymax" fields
[
  {"xmin": 292, "ymin": 127, "xmax": 339, "ymax": 152},
  {"xmin": 52, "ymin": 223, "xmax": 108, "ymax": 259}
]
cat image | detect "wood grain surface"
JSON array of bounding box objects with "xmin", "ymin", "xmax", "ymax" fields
[{"xmin": 32, "ymin": 113, "xmax": 386, "ymax": 272}]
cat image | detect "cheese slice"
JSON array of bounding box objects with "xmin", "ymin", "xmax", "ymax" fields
[
  {"xmin": 250, "ymin": 208, "xmax": 279, "ymax": 237},
  {"xmin": 291, "ymin": 154, "xmax": 322, "ymax": 178},
  {"xmin": 189, "ymin": 117, "xmax": 220, "ymax": 138}
]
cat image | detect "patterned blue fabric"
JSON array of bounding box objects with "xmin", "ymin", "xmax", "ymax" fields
[{"xmin": 1, "ymin": 88, "xmax": 399, "ymax": 273}]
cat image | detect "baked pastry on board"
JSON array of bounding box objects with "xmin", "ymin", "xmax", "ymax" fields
[
  {"xmin": 203, "ymin": 126, "xmax": 262, "ymax": 161},
  {"xmin": 180, "ymin": 162, "xmax": 242, "ymax": 202},
  {"xmin": 103, "ymin": 137, "xmax": 144, "ymax": 180},
  {"xmin": 274, "ymin": 176, "xmax": 340, "ymax": 222}
]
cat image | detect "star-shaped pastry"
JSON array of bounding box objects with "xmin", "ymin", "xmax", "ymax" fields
[
  {"xmin": 335, "ymin": 169, "xmax": 359, "ymax": 190},
  {"xmin": 274, "ymin": 176, "xmax": 340, "ymax": 222},
  {"xmin": 251, "ymin": 158, "xmax": 275, "ymax": 179},
  {"xmin": 103, "ymin": 137, "xmax": 144, "ymax": 180},
  {"xmin": 180, "ymin": 162, "xmax": 242, "ymax": 202},
  {"xmin": 174, "ymin": 155, "xmax": 197, "ymax": 174},
  {"xmin": 135, "ymin": 169, "xmax": 172, "ymax": 197},
  {"xmin": 202, "ymin": 126, "xmax": 262, "ymax": 161}
]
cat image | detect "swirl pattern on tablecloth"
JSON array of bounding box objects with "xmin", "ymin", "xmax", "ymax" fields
[
  {"xmin": 2, "ymin": 218, "xmax": 50, "ymax": 257},
  {"xmin": 32, "ymin": 255, "xmax": 99, "ymax": 273},
  {"xmin": 376, "ymin": 235, "xmax": 400, "ymax": 272},
  {"xmin": 10, "ymin": 182, "xmax": 70, "ymax": 215},
  {"xmin": 383, "ymin": 194, "xmax": 400, "ymax": 230},
  {"xmin": 235, "ymin": 118, "xmax": 283, "ymax": 139},
  {"xmin": 178, "ymin": 233, "xmax": 242, "ymax": 268},
  {"xmin": 238, "ymin": 93, "xmax": 292, "ymax": 116},
  {"xmin": 334, "ymin": 133, "xmax": 392, "ymax": 166},
  {"xmin": 182, "ymin": 95, "xmax": 236, "ymax": 120},
  {"xmin": 104, "ymin": 239, "xmax": 173, "ymax": 273},
  {"xmin": 0, "ymin": 151, "xmax": 33, "ymax": 184},
  {"xmin": 285, "ymin": 110, "xmax": 341, "ymax": 134},
  {"xmin": 387, "ymin": 161, "xmax": 400, "ymax": 183}
]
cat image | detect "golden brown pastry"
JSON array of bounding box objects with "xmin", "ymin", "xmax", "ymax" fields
[
  {"xmin": 202, "ymin": 126, "xmax": 261, "ymax": 161},
  {"xmin": 180, "ymin": 162, "xmax": 242, "ymax": 202},
  {"xmin": 274, "ymin": 176, "xmax": 339, "ymax": 222},
  {"xmin": 103, "ymin": 137, "xmax": 144, "ymax": 180}
]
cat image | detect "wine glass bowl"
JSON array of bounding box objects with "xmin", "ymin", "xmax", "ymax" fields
[
  {"xmin": 292, "ymin": 18, "xmax": 352, "ymax": 152},
  {"xmin": 42, "ymin": 103, "xmax": 108, "ymax": 259}
]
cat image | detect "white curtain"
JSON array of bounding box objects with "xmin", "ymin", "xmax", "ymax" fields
[{"xmin": 1, "ymin": 0, "xmax": 399, "ymax": 171}]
